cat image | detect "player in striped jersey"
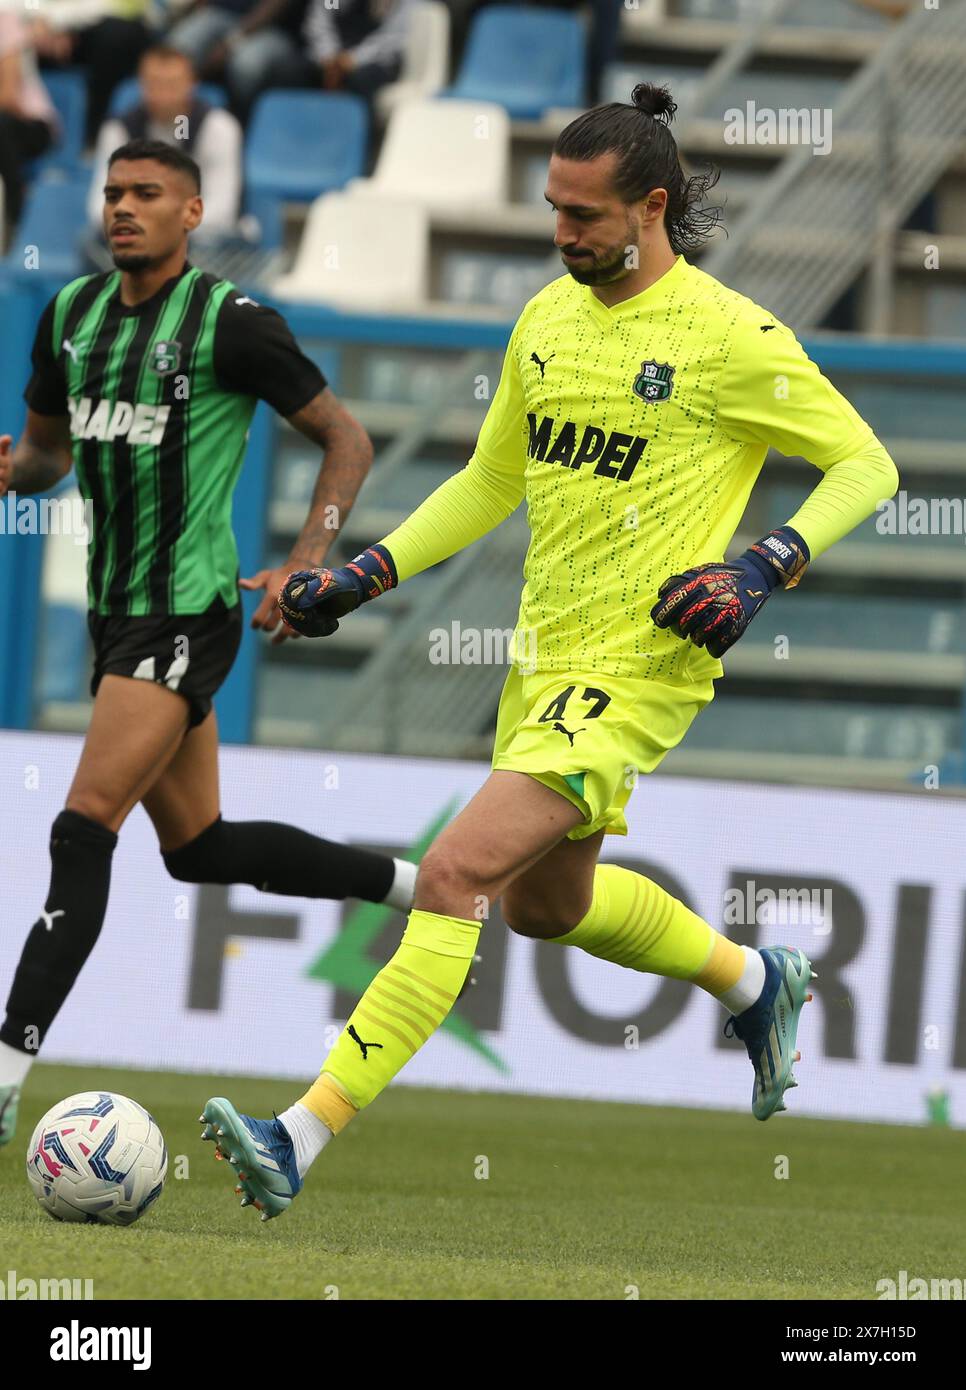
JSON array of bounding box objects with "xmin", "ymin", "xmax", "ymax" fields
[
  {"xmin": 203, "ymin": 85, "xmax": 900, "ymax": 1219},
  {"xmin": 0, "ymin": 140, "xmax": 416, "ymax": 1147}
]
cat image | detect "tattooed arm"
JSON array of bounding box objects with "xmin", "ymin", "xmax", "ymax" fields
[
  {"xmin": 238, "ymin": 387, "xmax": 374, "ymax": 641},
  {"xmin": 0, "ymin": 410, "xmax": 73, "ymax": 498},
  {"xmin": 215, "ymin": 291, "xmax": 376, "ymax": 639},
  {"xmin": 283, "ymin": 387, "xmax": 374, "ymax": 570}
]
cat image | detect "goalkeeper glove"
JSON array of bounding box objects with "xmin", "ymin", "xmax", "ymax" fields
[
  {"xmin": 650, "ymin": 526, "xmax": 809, "ymax": 658},
  {"xmin": 277, "ymin": 544, "xmax": 397, "ymax": 638}
]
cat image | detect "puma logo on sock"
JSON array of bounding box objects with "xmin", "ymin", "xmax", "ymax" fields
[
  {"xmin": 348, "ymin": 1024, "xmax": 383, "ymax": 1061},
  {"xmin": 40, "ymin": 909, "xmax": 65, "ymax": 932}
]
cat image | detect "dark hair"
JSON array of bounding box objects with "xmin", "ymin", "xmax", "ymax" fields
[
  {"xmin": 138, "ymin": 43, "xmax": 197, "ymax": 73},
  {"xmin": 553, "ymin": 83, "xmax": 721, "ymax": 255},
  {"xmin": 107, "ymin": 138, "xmax": 201, "ymax": 195}
]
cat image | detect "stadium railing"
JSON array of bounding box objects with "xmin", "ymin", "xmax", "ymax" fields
[{"xmin": 699, "ymin": 0, "xmax": 966, "ymax": 330}]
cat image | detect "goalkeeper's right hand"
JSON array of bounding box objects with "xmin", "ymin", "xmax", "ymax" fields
[{"xmin": 277, "ymin": 543, "xmax": 397, "ymax": 638}]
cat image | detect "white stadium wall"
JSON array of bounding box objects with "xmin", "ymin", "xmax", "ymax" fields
[{"xmin": 2, "ymin": 730, "xmax": 965, "ymax": 1128}]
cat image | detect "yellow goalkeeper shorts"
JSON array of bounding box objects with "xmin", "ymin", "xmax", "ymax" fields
[{"xmin": 490, "ymin": 666, "xmax": 715, "ymax": 839}]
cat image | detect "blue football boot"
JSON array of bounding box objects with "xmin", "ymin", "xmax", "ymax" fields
[
  {"xmin": 725, "ymin": 946, "xmax": 815, "ymax": 1120},
  {"xmin": 200, "ymin": 1096, "xmax": 302, "ymax": 1220}
]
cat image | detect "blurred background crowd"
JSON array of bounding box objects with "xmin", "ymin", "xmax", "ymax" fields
[{"xmin": 0, "ymin": 0, "xmax": 635, "ymax": 250}]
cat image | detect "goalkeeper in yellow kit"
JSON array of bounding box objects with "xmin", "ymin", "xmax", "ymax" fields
[{"xmin": 202, "ymin": 83, "xmax": 899, "ymax": 1218}]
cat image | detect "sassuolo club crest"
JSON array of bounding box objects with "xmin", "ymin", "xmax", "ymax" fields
[
  {"xmin": 150, "ymin": 340, "xmax": 181, "ymax": 376},
  {"xmin": 633, "ymin": 359, "xmax": 674, "ymax": 403}
]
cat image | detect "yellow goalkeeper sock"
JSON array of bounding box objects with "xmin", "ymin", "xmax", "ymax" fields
[
  {"xmin": 549, "ymin": 863, "xmax": 744, "ymax": 992},
  {"xmin": 299, "ymin": 909, "xmax": 480, "ymax": 1127}
]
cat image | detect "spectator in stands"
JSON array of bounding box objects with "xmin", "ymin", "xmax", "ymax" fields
[
  {"xmin": 86, "ymin": 45, "xmax": 242, "ymax": 238},
  {"xmin": 257, "ymin": 0, "xmax": 415, "ymax": 105},
  {"xmin": 27, "ymin": 1, "xmax": 153, "ymax": 145},
  {"xmin": 0, "ymin": 10, "xmax": 58, "ymax": 244},
  {"xmin": 165, "ymin": 0, "xmax": 309, "ymax": 120}
]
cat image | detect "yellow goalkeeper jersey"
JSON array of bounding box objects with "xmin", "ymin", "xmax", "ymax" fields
[{"xmin": 382, "ymin": 254, "xmax": 893, "ymax": 682}]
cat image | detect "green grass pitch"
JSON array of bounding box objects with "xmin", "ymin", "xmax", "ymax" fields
[{"xmin": 2, "ymin": 1062, "xmax": 963, "ymax": 1300}]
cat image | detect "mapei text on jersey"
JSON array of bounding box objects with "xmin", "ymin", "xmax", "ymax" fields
[
  {"xmin": 526, "ymin": 413, "xmax": 649, "ymax": 481},
  {"xmin": 67, "ymin": 396, "xmax": 171, "ymax": 445}
]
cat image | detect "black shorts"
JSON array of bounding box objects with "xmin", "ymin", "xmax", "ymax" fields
[{"xmin": 87, "ymin": 597, "xmax": 243, "ymax": 729}]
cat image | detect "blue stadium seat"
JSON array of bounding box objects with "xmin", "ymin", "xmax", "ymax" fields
[
  {"xmin": 244, "ymin": 92, "xmax": 369, "ymax": 250},
  {"xmin": 38, "ymin": 604, "xmax": 89, "ymax": 707},
  {"xmin": 442, "ymin": 6, "xmax": 585, "ymax": 120},
  {"xmin": 2, "ymin": 179, "xmax": 89, "ymax": 281},
  {"xmin": 107, "ymin": 78, "xmax": 229, "ymax": 118},
  {"xmin": 33, "ymin": 70, "xmax": 88, "ymax": 179}
]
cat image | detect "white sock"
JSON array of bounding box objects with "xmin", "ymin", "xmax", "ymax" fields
[
  {"xmin": 715, "ymin": 946, "xmax": 767, "ymax": 1015},
  {"xmin": 384, "ymin": 857, "xmax": 417, "ymax": 911},
  {"xmin": 0, "ymin": 1040, "xmax": 33, "ymax": 1088},
  {"xmin": 277, "ymin": 1102, "xmax": 333, "ymax": 1179}
]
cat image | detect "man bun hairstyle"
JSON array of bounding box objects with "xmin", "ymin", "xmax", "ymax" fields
[
  {"xmin": 553, "ymin": 82, "xmax": 721, "ymax": 255},
  {"xmin": 630, "ymin": 80, "xmax": 678, "ymax": 123}
]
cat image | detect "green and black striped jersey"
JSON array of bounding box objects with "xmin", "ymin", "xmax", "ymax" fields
[{"xmin": 24, "ymin": 262, "xmax": 325, "ymax": 617}]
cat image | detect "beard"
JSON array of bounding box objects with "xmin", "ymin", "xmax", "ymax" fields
[
  {"xmin": 110, "ymin": 248, "xmax": 154, "ymax": 272},
  {"xmin": 560, "ymin": 210, "xmax": 640, "ymax": 286},
  {"xmin": 561, "ymin": 245, "xmax": 633, "ymax": 285}
]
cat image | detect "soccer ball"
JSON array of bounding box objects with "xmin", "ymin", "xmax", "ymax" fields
[{"xmin": 26, "ymin": 1091, "xmax": 167, "ymax": 1226}]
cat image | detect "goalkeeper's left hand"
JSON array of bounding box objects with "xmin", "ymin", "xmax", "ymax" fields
[{"xmin": 650, "ymin": 527, "xmax": 809, "ymax": 658}]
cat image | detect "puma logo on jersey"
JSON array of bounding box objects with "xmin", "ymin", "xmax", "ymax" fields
[
  {"xmin": 760, "ymin": 324, "xmax": 776, "ymax": 332},
  {"xmin": 530, "ymin": 350, "xmax": 555, "ymax": 378},
  {"xmin": 526, "ymin": 413, "xmax": 649, "ymax": 481},
  {"xmin": 235, "ymin": 296, "xmax": 258, "ymax": 307},
  {"xmin": 62, "ymin": 338, "xmax": 84, "ymax": 364},
  {"xmin": 67, "ymin": 396, "xmax": 171, "ymax": 445},
  {"xmin": 40, "ymin": 908, "xmax": 65, "ymax": 931}
]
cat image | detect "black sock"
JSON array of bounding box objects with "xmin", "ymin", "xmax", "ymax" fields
[
  {"xmin": 1, "ymin": 810, "xmax": 118, "ymax": 1054},
  {"xmin": 163, "ymin": 817, "xmax": 396, "ymax": 902}
]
